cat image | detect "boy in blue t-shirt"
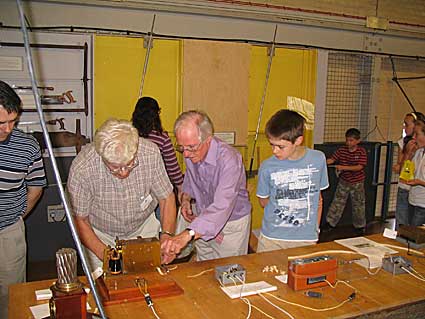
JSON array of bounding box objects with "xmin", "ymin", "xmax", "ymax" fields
[{"xmin": 256, "ymin": 109, "xmax": 329, "ymax": 252}]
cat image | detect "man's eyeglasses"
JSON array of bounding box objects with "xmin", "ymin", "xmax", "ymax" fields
[
  {"xmin": 106, "ymin": 157, "xmax": 139, "ymax": 174},
  {"xmin": 175, "ymin": 141, "xmax": 203, "ymax": 153}
]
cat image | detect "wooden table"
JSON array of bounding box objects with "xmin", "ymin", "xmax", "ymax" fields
[{"xmin": 9, "ymin": 235, "xmax": 425, "ymax": 319}]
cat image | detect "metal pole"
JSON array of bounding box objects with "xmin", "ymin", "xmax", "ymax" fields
[
  {"xmin": 15, "ymin": 1, "xmax": 108, "ymax": 318},
  {"xmin": 138, "ymin": 14, "xmax": 156, "ymax": 97},
  {"xmin": 381, "ymin": 141, "xmax": 394, "ymax": 221},
  {"xmin": 248, "ymin": 25, "xmax": 278, "ymax": 178}
]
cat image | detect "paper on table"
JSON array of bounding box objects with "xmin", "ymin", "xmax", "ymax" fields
[
  {"xmin": 383, "ymin": 228, "xmax": 397, "ymax": 240},
  {"xmin": 35, "ymin": 287, "xmax": 90, "ymax": 300},
  {"xmin": 30, "ymin": 301, "xmax": 91, "ymax": 319},
  {"xmin": 335, "ymin": 237, "xmax": 398, "ymax": 269},
  {"xmin": 30, "ymin": 303, "xmax": 50, "ymax": 319}
]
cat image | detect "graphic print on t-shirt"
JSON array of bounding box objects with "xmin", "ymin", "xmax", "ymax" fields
[{"xmin": 270, "ymin": 165, "xmax": 319, "ymax": 227}]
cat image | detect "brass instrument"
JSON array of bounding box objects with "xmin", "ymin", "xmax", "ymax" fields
[{"xmin": 103, "ymin": 236, "xmax": 161, "ymax": 276}]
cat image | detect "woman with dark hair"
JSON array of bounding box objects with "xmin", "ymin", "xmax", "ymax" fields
[{"xmin": 132, "ymin": 97, "xmax": 183, "ymax": 218}]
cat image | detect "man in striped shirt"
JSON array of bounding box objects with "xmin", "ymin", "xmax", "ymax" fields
[
  {"xmin": 0, "ymin": 80, "xmax": 46, "ymax": 318},
  {"xmin": 324, "ymin": 128, "xmax": 367, "ymax": 235}
]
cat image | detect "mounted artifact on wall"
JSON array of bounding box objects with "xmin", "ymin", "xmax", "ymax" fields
[
  {"xmin": 41, "ymin": 90, "xmax": 77, "ymax": 105},
  {"xmin": 1, "ymin": 32, "xmax": 93, "ymax": 157},
  {"xmin": 32, "ymin": 119, "xmax": 90, "ymax": 154}
]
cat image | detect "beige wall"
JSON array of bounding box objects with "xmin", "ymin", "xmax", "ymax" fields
[
  {"xmin": 247, "ymin": 0, "xmax": 425, "ymax": 26},
  {"xmin": 375, "ymin": 57, "xmax": 425, "ymax": 142},
  {"xmin": 0, "ymin": 0, "xmax": 424, "ymax": 58}
]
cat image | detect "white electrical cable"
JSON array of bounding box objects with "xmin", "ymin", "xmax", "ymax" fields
[
  {"xmin": 149, "ymin": 305, "xmax": 161, "ymax": 319},
  {"xmin": 187, "ymin": 268, "xmax": 213, "ymax": 278},
  {"xmin": 401, "ymin": 267, "xmax": 425, "ymax": 282},
  {"xmin": 233, "ymin": 275, "xmax": 276, "ymax": 319},
  {"xmin": 258, "ymin": 293, "xmax": 296, "ymax": 319},
  {"xmin": 408, "ymin": 266, "xmax": 425, "ymax": 279},
  {"xmin": 264, "ymin": 292, "xmax": 353, "ymax": 312}
]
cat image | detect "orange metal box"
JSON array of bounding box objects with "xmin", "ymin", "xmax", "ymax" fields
[{"xmin": 288, "ymin": 255, "xmax": 337, "ymax": 291}]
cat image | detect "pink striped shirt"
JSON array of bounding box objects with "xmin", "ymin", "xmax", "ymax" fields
[{"xmin": 146, "ymin": 131, "xmax": 183, "ymax": 188}]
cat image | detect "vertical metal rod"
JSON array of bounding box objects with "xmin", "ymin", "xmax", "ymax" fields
[
  {"xmin": 371, "ymin": 143, "xmax": 381, "ymax": 186},
  {"xmin": 249, "ymin": 25, "xmax": 278, "ymax": 177},
  {"xmin": 390, "ymin": 56, "xmax": 417, "ymax": 112},
  {"xmin": 357, "ymin": 57, "xmax": 364, "ymax": 133},
  {"xmin": 138, "ymin": 14, "xmax": 156, "ymax": 97},
  {"xmin": 83, "ymin": 42, "xmax": 89, "ymax": 116},
  {"xmin": 15, "ymin": 1, "xmax": 108, "ymax": 318},
  {"xmin": 381, "ymin": 142, "xmax": 394, "ymax": 221}
]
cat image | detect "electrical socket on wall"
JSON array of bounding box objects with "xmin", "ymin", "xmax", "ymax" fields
[{"xmin": 47, "ymin": 204, "xmax": 66, "ymax": 223}]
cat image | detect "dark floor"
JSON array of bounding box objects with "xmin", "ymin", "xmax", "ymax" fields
[
  {"xmin": 27, "ymin": 218, "xmax": 396, "ymax": 282},
  {"xmin": 318, "ymin": 217, "xmax": 395, "ymax": 243}
]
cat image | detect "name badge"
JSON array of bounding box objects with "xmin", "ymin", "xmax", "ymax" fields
[{"xmin": 140, "ymin": 194, "xmax": 153, "ymax": 211}]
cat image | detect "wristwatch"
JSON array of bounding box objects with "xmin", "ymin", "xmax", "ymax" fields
[{"xmin": 186, "ymin": 228, "xmax": 196, "ymax": 241}]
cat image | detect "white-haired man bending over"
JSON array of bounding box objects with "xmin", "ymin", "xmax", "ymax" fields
[{"xmin": 67, "ymin": 119, "xmax": 177, "ymax": 269}]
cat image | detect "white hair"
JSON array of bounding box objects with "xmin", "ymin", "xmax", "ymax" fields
[
  {"xmin": 174, "ymin": 110, "xmax": 214, "ymax": 141},
  {"xmin": 94, "ymin": 118, "xmax": 139, "ymax": 164}
]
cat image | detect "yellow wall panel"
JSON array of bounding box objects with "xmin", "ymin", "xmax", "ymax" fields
[
  {"xmin": 247, "ymin": 47, "xmax": 317, "ymax": 229},
  {"xmin": 94, "ymin": 36, "xmax": 182, "ymax": 132}
]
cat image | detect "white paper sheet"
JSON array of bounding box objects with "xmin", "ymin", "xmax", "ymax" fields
[{"xmin": 335, "ymin": 237, "xmax": 398, "ymax": 269}]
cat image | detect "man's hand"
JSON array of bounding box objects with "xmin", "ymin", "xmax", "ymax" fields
[
  {"xmin": 160, "ymin": 231, "xmax": 192, "ymax": 264},
  {"xmin": 159, "ymin": 233, "xmax": 176, "ymax": 264},
  {"xmin": 181, "ymin": 199, "xmax": 196, "ymax": 222},
  {"xmin": 74, "ymin": 216, "xmax": 107, "ymax": 260}
]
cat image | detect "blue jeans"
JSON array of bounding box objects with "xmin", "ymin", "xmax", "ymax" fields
[
  {"xmin": 409, "ymin": 204, "xmax": 425, "ymax": 226},
  {"xmin": 395, "ymin": 187, "xmax": 410, "ymax": 228}
]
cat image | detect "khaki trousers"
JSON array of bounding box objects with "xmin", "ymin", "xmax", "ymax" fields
[
  {"xmin": 257, "ymin": 233, "xmax": 316, "ymax": 253},
  {"xmin": 0, "ymin": 218, "xmax": 26, "ymax": 319},
  {"xmin": 195, "ymin": 214, "xmax": 251, "ymax": 261}
]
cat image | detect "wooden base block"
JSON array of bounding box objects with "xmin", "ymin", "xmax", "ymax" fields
[{"xmin": 96, "ymin": 273, "xmax": 183, "ymax": 306}]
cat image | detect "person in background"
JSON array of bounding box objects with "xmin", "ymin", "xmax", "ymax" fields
[
  {"xmin": 393, "ymin": 112, "xmax": 425, "ymax": 229},
  {"xmin": 161, "ymin": 110, "xmax": 251, "ymax": 262},
  {"xmin": 67, "ymin": 119, "xmax": 177, "ymax": 269},
  {"xmin": 0, "ymin": 80, "xmax": 46, "ymax": 319},
  {"xmin": 256, "ymin": 109, "xmax": 328, "ymax": 252},
  {"xmin": 323, "ymin": 128, "xmax": 367, "ymax": 235},
  {"xmin": 132, "ymin": 96, "xmax": 184, "ymax": 218},
  {"xmin": 403, "ymin": 119, "xmax": 425, "ymax": 226}
]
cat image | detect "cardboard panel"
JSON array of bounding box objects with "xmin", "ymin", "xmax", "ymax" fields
[{"xmin": 183, "ymin": 40, "xmax": 250, "ymax": 146}]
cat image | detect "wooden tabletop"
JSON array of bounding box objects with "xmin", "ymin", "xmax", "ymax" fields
[{"xmin": 9, "ymin": 234, "xmax": 425, "ymax": 319}]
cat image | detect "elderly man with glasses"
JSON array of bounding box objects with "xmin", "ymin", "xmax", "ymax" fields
[
  {"xmin": 161, "ymin": 110, "xmax": 251, "ymax": 262},
  {"xmin": 67, "ymin": 119, "xmax": 177, "ymax": 269}
]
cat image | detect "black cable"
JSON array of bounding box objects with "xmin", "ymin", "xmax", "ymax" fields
[
  {"xmin": 390, "ymin": 56, "xmax": 418, "ymax": 112},
  {"xmin": 23, "ymin": 14, "xmax": 31, "ymax": 30},
  {"xmin": 1, "ymin": 24, "xmax": 425, "ymax": 60},
  {"xmin": 363, "ymin": 116, "xmax": 385, "ymax": 141},
  {"xmin": 397, "ymin": 76, "xmax": 425, "ymax": 81}
]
